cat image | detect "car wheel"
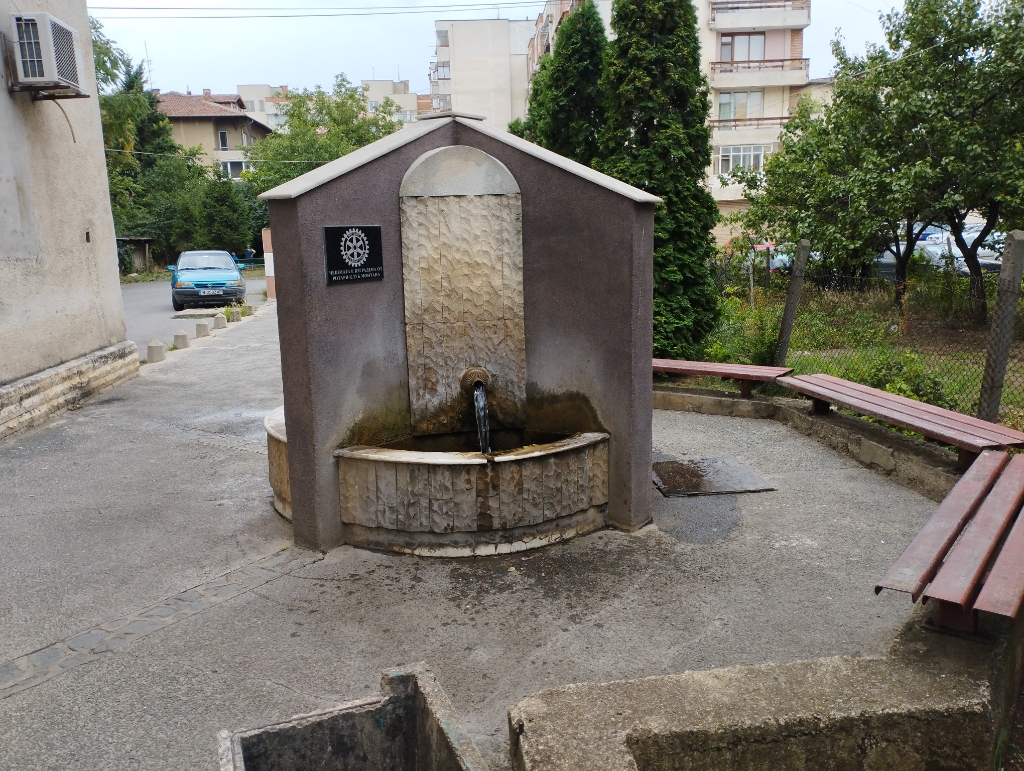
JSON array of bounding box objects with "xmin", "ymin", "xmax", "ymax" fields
[{"xmin": 172, "ymin": 297, "xmax": 184, "ymax": 312}]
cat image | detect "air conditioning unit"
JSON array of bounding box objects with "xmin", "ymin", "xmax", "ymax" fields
[{"xmin": 6, "ymin": 13, "xmax": 87, "ymax": 95}]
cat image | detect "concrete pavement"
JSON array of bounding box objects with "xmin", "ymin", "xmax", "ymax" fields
[
  {"xmin": 0, "ymin": 304, "xmax": 938, "ymax": 770},
  {"xmin": 121, "ymin": 277, "xmax": 267, "ymax": 352}
]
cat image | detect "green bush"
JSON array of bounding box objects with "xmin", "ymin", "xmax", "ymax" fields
[
  {"xmin": 865, "ymin": 351, "xmax": 951, "ymax": 408},
  {"xmin": 704, "ymin": 296, "xmax": 783, "ymax": 365},
  {"xmin": 116, "ymin": 241, "xmax": 135, "ymax": 274}
]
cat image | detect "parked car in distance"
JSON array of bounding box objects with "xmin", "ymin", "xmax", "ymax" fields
[
  {"xmin": 167, "ymin": 250, "xmax": 246, "ymax": 311},
  {"xmin": 875, "ymin": 243, "xmax": 1001, "ymax": 281}
]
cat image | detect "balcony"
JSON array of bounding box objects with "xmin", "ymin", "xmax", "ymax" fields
[
  {"xmin": 709, "ymin": 0, "xmax": 810, "ymax": 32},
  {"xmin": 710, "ymin": 116, "xmax": 790, "ymax": 130},
  {"xmin": 709, "ymin": 58, "xmax": 809, "ymax": 88}
]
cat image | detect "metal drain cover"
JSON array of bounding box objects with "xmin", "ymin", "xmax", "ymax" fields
[{"xmin": 652, "ymin": 457, "xmax": 775, "ymax": 497}]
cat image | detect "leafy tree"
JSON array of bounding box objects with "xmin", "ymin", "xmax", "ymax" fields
[
  {"xmin": 511, "ymin": 1, "xmax": 606, "ymax": 166},
  {"xmin": 596, "ymin": 0, "xmax": 720, "ymax": 359},
  {"xmin": 243, "ymin": 75, "xmax": 401, "ymax": 195},
  {"xmin": 884, "ymin": 0, "xmax": 1024, "ymax": 321},
  {"xmin": 89, "ymin": 17, "xmax": 127, "ymax": 92}
]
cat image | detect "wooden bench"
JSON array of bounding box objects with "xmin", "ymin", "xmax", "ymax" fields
[
  {"xmin": 875, "ymin": 450, "xmax": 1024, "ymax": 634},
  {"xmin": 777, "ymin": 373, "xmax": 1024, "ymax": 469},
  {"xmin": 652, "ymin": 359, "xmax": 793, "ymax": 398}
]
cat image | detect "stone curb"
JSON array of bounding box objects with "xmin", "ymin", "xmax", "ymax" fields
[
  {"xmin": 141, "ymin": 301, "xmax": 275, "ymax": 370},
  {"xmin": 0, "ymin": 546, "xmax": 320, "ymax": 700}
]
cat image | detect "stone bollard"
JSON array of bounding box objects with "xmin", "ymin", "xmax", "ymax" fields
[
  {"xmin": 213, "ymin": 314, "xmax": 227, "ymax": 329},
  {"xmin": 146, "ymin": 340, "xmax": 166, "ymax": 363},
  {"xmin": 196, "ymin": 320, "xmax": 210, "ymax": 338},
  {"xmin": 244, "ymin": 303, "xmax": 254, "ymax": 316},
  {"xmin": 228, "ymin": 307, "xmax": 241, "ymax": 323},
  {"xmin": 173, "ymin": 330, "xmax": 189, "ymax": 349}
]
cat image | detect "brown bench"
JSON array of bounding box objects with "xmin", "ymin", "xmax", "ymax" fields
[
  {"xmin": 777, "ymin": 373, "xmax": 1024, "ymax": 469},
  {"xmin": 875, "ymin": 450, "xmax": 1024, "ymax": 634},
  {"xmin": 652, "ymin": 359, "xmax": 793, "ymax": 398}
]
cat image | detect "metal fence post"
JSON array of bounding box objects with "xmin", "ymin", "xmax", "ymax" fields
[
  {"xmin": 978, "ymin": 231, "xmax": 1024, "ymax": 423},
  {"xmin": 774, "ymin": 239, "xmax": 811, "ymax": 367}
]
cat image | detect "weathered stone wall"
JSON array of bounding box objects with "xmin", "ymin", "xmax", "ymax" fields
[
  {"xmin": 0, "ymin": 0, "xmax": 129, "ymax": 387},
  {"xmin": 400, "ymin": 193, "xmax": 526, "ymax": 434},
  {"xmin": 335, "ymin": 435, "xmax": 608, "ymax": 534}
]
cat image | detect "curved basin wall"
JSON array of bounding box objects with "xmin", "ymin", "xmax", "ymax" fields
[{"xmin": 333, "ymin": 432, "xmax": 609, "ymax": 556}]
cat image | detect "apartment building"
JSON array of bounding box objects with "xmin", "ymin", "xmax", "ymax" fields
[
  {"xmin": 526, "ymin": 0, "xmax": 612, "ymax": 79},
  {"xmin": 696, "ymin": 0, "xmax": 812, "ymax": 237},
  {"xmin": 361, "ymin": 80, "xmax": 423, "ymax": 127},
  {"xmin": 429, "ymin": 19, "xmax": 536, "ymax": 127},
  {"xmin": 238, "ymin": 84, "xmax": 290, "ymax": 130},
  {"xmin": 156, "ymin": 89, "xmax": 272, "ymax": 177}
]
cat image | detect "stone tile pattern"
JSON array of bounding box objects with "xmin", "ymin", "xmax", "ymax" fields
[
  {"xmin": 338, "ymin": 440, "xmax": 608, "ymax": 533},
  {"xmin": 400, "ymin": 194, "xmax": 526, "ymax": 433},
  {"xmin": 0, "ymin": 549, "xmax": 320, "ymax": 700}
]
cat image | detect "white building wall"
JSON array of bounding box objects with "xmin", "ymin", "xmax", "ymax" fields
[{"xmin": 0, "ymin": 0, "xmax": 128, "ymax": 385}]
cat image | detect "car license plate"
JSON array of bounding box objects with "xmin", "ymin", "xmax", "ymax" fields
[{"xmin": 199, "ymin": 289, "xmax": 223, "ymax": 296}]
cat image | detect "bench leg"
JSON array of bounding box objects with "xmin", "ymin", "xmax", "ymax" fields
[
  {"xmin": 739, "ymin": 379, "xmax": 753, "ymax": 398},
  {"xmin": 811, "ymin": 398, "xmax": 831, "ymax": 415},
  {"xmin": 933, "ymin": 600, "xmax": 977, "ymax": 635},
  {"xmin": 957, "ymin": 448, "xmax": 979, "ymax": 472}
]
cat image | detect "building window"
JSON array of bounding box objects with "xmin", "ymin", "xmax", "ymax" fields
[
  {"xmin": 368, "ymin": 100, "xmax": 379, "ymax": 113},
  {"xmin": 436, "ymin": 29, "xmax": 449, "ymax": 46},
  {"xmin": 718, "ymin": 90, "xmax": 763, "ymax": 123},
  {"xmin": 435, "ymin": 61, "xmax": 450, "ymax": 79},
  {"xmin": 245, "ymin": 100, "xmax": 255, "ymax": 111},
  {"xmin": 721, "ymin": 33, "xmax": 765, "ymax": 62},
  {"xmin": 220, "ymin": 160, "xmax": 248, "ymax": 179},
  {"xmin": 716, "ymin": 145, "xmax": 767, "ymax": 175},
  {"xmin": 399, "ymin": 110, "xmax": 417, "ymax": 122},
  {"xmin": 218, "ymin": 130, "xmax": 229, "ymax": 150},
  {"xmin": 258, "ymin": 99, "xmax": 265, "ymax": 112},
  {"xmin": 432, "ymin": 94, "xmax": 451, "ymax": 111}
]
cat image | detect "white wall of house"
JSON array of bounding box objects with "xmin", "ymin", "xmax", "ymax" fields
[{"xmin": 0, "ymin": 0, "xmax": 128, "ymax": 385}]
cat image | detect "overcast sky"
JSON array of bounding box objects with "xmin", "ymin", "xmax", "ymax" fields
[{"xmin": 89, "ymin": 0, "xmax": 903, "ymax": 97}]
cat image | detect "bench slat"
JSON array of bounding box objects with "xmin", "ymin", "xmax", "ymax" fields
[
  {"xmin": 813, "ymin": 374, "xmax": 1024, "ymax": 446},
  {"xmin": 787, "ymin": 375, "xmax": 1020, "ymax": 449},
  {"xmin": 875, "ymin": 450, "xmax": 1008, "ymax": 601},
  {"xmin": 777, "ymin": 376, "xmax": 1000, "ymax": 453},
  {"xmin": 973, "ymin": 510, "xmax": 1024, "ymax": 619},
  {"xmin": 925, "ymin": 453, "xmax": 1024, "ymax": 608},
  {"xmin": 652, "ymin": 359, "xmax": 793, "ymax": 382}
]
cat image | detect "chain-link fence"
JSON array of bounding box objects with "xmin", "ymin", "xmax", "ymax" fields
[{"xmin": 700, "ymin": 260, "xmax": 1024, "ymax": 429}]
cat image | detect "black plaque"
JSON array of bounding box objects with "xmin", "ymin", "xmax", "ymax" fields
[{"xmin": 323, "ymin": 225, "xmax": 384, "ymax": 284}]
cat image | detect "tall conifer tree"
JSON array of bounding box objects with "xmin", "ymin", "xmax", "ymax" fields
[
  {"xmin": 597, "ymin": 0, "xmax": 720, "ymax": 359},
  {"xmin": 510, "ymin": 1, "xmax": 605, "ymax": 166}
]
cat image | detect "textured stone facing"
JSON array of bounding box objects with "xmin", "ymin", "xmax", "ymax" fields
[
  {"xmin": 400, "ymin": 194, "xmax": 526, "ymax": 433},
  {"xmin": 337, "ymin": 437, "xmax": 608, "ymax": 533},
  {"xmin": 0, "ymin": 341, "xmax": 138, "ymax": 441}
]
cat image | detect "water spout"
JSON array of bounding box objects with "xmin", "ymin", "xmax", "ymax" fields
[{"xmin": 473, "ymin": 383, "xmax": 491, "ymax": 454}]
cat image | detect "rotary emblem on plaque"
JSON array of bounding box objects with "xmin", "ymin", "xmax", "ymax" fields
[{"xmin": 340, "ymin": 228, "xmax": 370, "ymax": 267}]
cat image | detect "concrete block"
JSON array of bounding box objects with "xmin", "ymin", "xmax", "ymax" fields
[
  {"xmin": 244, "ymin": 304, "xmax": 254, "ymax": 315},
  {"xmin": 859, "ymin": 438, "xmax": 896, "ymax": 471},
  {"xmin": 173, "ymin": 331, "xmax": 189, "ymax": 349},
  {"xmin": 213, "ymin": 314, "xmax": 227, "ymax": 329},
  {"xmin": 147, "ymin": 341, "xmax": 166, "ymax": 363},
  {"xmin": 228, "ymin": 308, "xmax": 241, "ymax": 323},
  {"xmin": 195, "ymin": 321, "xmax": 210, "ymax": 338}
]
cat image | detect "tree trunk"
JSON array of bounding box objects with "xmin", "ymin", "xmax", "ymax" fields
[{"xmin": 965, "ymin": 258, "xmax": 988, "ymax": 325}]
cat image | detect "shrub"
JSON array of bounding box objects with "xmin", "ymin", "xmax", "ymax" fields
[{"xmin": 865, "ymin": 351, "xmax": 951, "ymax": 408}]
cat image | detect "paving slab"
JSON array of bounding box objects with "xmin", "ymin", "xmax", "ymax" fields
[{"xmin": 0, "ymin": 306, "xmax": 938, "ymax": 770}]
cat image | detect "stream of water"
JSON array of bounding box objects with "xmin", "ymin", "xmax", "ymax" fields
[{"xmin": 473, "ymin": 383, "xmax": 491, "ymax": 454}]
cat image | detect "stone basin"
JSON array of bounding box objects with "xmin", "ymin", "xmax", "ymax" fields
[{"xmin": 264, "ymin": 406, "xmax": 610, "ymax": 557}]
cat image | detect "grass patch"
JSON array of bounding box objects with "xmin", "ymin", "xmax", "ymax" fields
[
  {"xmin": 242, "ymin": 267, "xmax": 266, "ymax": 279},
  {"xmin": 121, "ymin": 270, "xmax": 169, "ymax": 284}
]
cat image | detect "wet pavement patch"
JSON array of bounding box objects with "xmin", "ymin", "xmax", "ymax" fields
[
  {"xmin": 652, "ymin": 457, "xmax": 774, "ymax": 497},
  {"xmin": 652, "ymin": 494, "xmax": 742, "ymax": 544}
]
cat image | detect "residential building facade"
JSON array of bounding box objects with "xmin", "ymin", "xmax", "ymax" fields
[
  {"xmin": 526, "ymin": 0, "xmax": 612, "ymax": 79},
  {"xmin": 697, "ymin": 0, "xmax": 812, "ymax": 240},
  {"xmin": 1, "ymin": 0, "xmax": 136, "ymax": 437},
  {"xmin": 361, "ymin": 80, "xmax": 423, "ymax": 127},
  {"xmin": 156, "ymin": 89, "xmax": 272, "ymax": 177},
  {"xmin": 237, "ymin": 84, "xmax": 289, "ymax": 130},
  {"xmin": 429, "ymin": 19, "xmax": 535, "ymax": 127}
]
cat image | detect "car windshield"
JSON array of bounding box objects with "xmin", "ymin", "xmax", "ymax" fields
[{"xmin": 177, "ymin": 252, "xmax": 236, "ymax": 270}]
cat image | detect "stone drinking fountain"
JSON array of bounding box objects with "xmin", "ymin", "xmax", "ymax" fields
[{"xmin": 260, "ymin": 114, "xmax": 658, "ymax": 555}]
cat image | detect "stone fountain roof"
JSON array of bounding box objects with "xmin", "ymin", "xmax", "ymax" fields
[{"xmin": 257, "ymin": 116, "xmax": 662, "ymax": 205}]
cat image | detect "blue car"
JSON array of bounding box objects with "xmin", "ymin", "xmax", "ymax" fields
[{"xmin": 168, "ymin": 250, "xmax": 246, "ymax": 311}]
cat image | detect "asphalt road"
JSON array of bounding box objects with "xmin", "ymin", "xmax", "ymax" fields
[{"xmin": 121, "ymin": 276, "xmax": 267, "ymax": 352}]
